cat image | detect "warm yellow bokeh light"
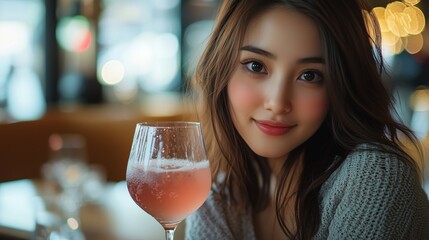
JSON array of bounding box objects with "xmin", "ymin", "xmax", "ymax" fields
[
  {"xmin": 385, "ymin": 1, "xmax": 407, "ymax": 37},
  {"xmin": 382, "ymin": 30, "xmax": 400, "ymax": 46},
  {"xmin": 405, "ymin": 33, "xmax": 423, "ymax": 54},
  {"xmin": 403, "ymin": 6, "xmax": 419, "ymax": 34},
  {"xmin": 389, "ymin": 37, "xmax": 405, "ymax": 54},
  {"xmin": 363, "ymin": 10, "xmax": 376, "ymax": 41},
  {"xmin": 404, "ymin": 0, "xmax": 421, "ymax": 6},
  {"xmin": 373, "ymin": 1, "xmax": 426, "ymax": 55},
  {"xmin": 412, "ymin": 6, "xmax": 426, "ymax": 34},
  {"xmin": 385, "ymin": 1, "xmax": 406, "ymax": 18},
  {"xmin": 386, "ymin": 14, "xmax": 409, "ymax": 37},
  {"xmin": 409, "ymin": 87, "xmax": 429, "ymax": 111},
  {"xmin": 373, "ymin": 7, "xmax": 389, "ymax": 32}
]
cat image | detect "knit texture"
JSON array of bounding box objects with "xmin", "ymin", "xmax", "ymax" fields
[{"xmin": 185, "ymin": 144, "xmax": 429, "ymax": 239}]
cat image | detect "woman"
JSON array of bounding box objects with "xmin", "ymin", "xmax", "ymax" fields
[{"xmin": 185, "ymin": 0, "xmax": 429, "ymax": 239}]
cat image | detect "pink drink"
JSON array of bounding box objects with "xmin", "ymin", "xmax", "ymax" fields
[{"xmin": 127, "ymin": 159, "xmax": 211, "ymax": 226}]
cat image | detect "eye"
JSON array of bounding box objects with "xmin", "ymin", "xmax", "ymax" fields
[
  {"xmin": 298, "ymin": 70, "xmax": 323, "ymax": 82},
  {"xmin": 243, "ymin": 61, "xmax": 267, "ymax": 74}
]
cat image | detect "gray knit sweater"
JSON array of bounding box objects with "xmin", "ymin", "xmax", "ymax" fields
[{"xmin": 185, "ymin": 145, "xmax": 429, "ymax": 239}]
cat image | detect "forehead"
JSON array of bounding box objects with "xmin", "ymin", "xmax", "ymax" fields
[{"xmin": 242, "ymin": 6, "xmax": 323, "ymax": 58}]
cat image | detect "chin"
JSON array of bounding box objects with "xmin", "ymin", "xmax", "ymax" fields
[{"xmin": 250, "ymin": 145, "xmax": 291, "ymax": 160}]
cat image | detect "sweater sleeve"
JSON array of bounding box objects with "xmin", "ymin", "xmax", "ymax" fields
[
  {"xmin": 321, "ymin": 147, "xmax": 429, "ymax": 240},
  {"xmin": 185, "ymin": 190, "xmax": 255, "ymax": 240}
]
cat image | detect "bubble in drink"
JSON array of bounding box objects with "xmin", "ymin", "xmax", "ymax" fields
[{"xmin": 126, "ymin": 159, "xmax": 211, "ymax": 224}]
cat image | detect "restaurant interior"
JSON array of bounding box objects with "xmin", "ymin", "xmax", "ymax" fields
[{"xmin": 0, "ymin": 0, "xmax": 428, "ymax": 239}]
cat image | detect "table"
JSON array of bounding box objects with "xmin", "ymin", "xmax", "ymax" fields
[
  {"xmin": 0, "ymin": 179, "xmax": 185, "ymax": 240},
  {"xmin": 1, "ymin": 179, "xmax": 427, "ymax": 240}
]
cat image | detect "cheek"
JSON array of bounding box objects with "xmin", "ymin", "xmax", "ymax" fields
[
  {"xmin": 228, "ymin": 75, "xmax": 261, "ymax": 111},
  {"xmin": 295, "ymin": 93, "xmax": 328, "ymax": 121}
]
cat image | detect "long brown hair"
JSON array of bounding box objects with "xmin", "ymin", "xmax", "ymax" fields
[{"xmin": 190, "ymin": 0, "xmax": 421, "ymax": 239}]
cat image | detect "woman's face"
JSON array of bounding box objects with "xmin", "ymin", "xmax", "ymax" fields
[{"xmin": 227, "ymin": 6, "xmax": 329, "ymax": 162}]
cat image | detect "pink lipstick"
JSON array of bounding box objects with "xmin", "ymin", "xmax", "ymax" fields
[{"xmin": 255, "ymin": 120, "xmax": 295, "ymax": 136}]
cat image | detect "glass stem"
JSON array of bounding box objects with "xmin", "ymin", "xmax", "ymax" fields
[{"xmin": 165, "ymin": 229, "xmax": 175, "ymax": 240}]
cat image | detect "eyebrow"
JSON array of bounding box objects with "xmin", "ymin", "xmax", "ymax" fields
[
  {"xmin": 239, "ymin": 45, "xmax": 325, "ymax": 64},
  {"xmin": 298, "ymin": 57, "xmax": 325, "ymax": 64},
  {"xmin": 240, "ymin": 45, "xmax": 276, "ymax": 59}
]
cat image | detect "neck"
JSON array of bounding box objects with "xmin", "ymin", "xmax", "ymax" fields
[
  {"xmin": 267, "ymin": 154, "xmax": 303, "ymax": 182},
  {"xmin": 266, "ymin": 156, "xmax": 287, "ymax": 178}
]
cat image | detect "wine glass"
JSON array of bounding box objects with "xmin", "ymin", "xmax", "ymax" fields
[{"xmin": 126, "ymin": 122, "xmax": 211, "ymax": 240}]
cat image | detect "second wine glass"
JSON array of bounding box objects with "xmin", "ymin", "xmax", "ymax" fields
[{"xmin": 126, "ymin": 121, "xmax": 211, "ymax": 240}]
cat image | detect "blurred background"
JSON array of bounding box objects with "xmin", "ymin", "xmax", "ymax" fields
[
  {"xmin": 0, "ymin": 0, "xmax": 428, "ymax": 182},
  {"xmin": 0, "ymin": 1, "xmax": 428, "ymax": 239}
]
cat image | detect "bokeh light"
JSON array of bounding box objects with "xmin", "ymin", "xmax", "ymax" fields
[
  {"xmin": 67, "ymin": 217, "xmax": 79, "ymax": 231},
  {"xmin": 6, "ymin": 68, "xmax": 46, "ymax": 121},
  {"xmin": 57, "ymin": 15, "xmax": 92, "ymax": 53},
  {"xmin": 100, "ymin": 60, "xmax": 125, "ymax": 85},
  {"xmin": 404, "ymin": 0, "xmax": 421, "ymax": 6},
  {"xmin": 372, "ymin": 1, "xmax": 426, "ymax": 55},
  {"xmin": 405, "ymin": 33, "xmax": 424, "ymax": 54},
  {"xmin": 0, "ymin": 22, "xmax": 30, "ymax": 55},
  {"xmin": 410, "ymin": 87, "xmax": 429, "ymax": 111}
]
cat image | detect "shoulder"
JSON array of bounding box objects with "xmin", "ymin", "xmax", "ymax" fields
[
  {"xmin": 320, "ymin": 142, "xmax": 423, "ymax": 198},
  {"xmin": 331, "ymin": 143, "xmax": 417, "ymax": 186},
  {"xmin": 316, "ymin": 143, "xmax": 429, "ymax": 239},
  {"xmin": 321, "ymin": 143, "xmax": 423, "ymax": 205}
]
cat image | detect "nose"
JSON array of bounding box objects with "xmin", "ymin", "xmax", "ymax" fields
[{"xmin": 264, "ymin": 77, "xmax": 292, "ymax": 114}]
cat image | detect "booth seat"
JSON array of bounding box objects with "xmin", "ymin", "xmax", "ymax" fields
[{"xmin": 0, "ymin": 102, "xmax": 195, "ymax": 182}]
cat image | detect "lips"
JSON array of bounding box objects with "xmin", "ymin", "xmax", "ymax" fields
[{"xmin": 254, "ymin": 120, "xmax": 295, "ymax": 136}]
